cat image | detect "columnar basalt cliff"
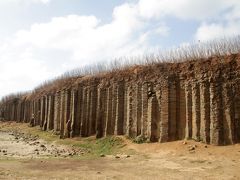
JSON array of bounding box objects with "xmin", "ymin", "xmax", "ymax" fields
[{"xmin": 1, "ymin": 53, "xmax": 240, "ymax": 145}]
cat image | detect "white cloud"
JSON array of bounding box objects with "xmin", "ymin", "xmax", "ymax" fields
[
  {"xmin": 137, "ymin": 0, "xmax": 235, "ymax": 20},
  {"xmin": 1, "ymin": 0, "xmax": 240, "ymax": 98},
  {"xmin": 0, "ymin": 2, "xmax": 169, "ymax": 97},
  {"xmin": 195, "ymin": 21, "xmax": 240, "ymax": 41}
]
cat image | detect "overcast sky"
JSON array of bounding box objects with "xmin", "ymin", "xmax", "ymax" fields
[{"xmin": 0, "ymin": 0, "xmax": 240, "ymax": 98}]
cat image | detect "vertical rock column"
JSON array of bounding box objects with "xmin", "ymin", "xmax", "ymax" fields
[
  {"xmin": 147, "ymin": 84, "xmax": 160, "ymax": 142},
  {"xmin": 177, "ymin": 83, "xmax": 186, "ymax": 140},
  {"xmin": 80, "ymin": 87, "xmax": 88, "ymax": 137},
  {"xmin": 210, "ymin": 82, "xmax": 224, "ymax": 145},
  {"xmin": 185, "ymin": 82, "xmax": 192, "ymax": 139},
  {"xmin": 168, "ymin": 81, "xmax": 177, "ymax": 141},
  {"xmin": 47, "ymin": 95, "xmax": 54, "ymax": 131},
  {"xmin": 54, "ymin": 92, "xmax": 60, "ymax": 132},
  {"xmin": 200, "ymin": 81, "xmax": 210, "ymax": 143},
  {"xmin": 159, "ymin": 83, "xmax": 169, "ymax": 142},
  {"xmin": 63, "ymin": 89, "xmax": 71, "ymax": 138},
  {"xmin": 85, "ymin": 87, "xmax": 91, "ymax": 136},
  {"xmin": 40, "ymin": 97, "xmax": 45, "ymax": 128},
  {"xmin": 59, "ymin": 90, "xmax": 65, "ymax": 138},
  {"xmin": 96, "ymin": 86, "xmax": 106, "ymax": 138},
  {"xmin": 105, "ymin": 86, "xmax": 113, "ymax": 136},
  {"xmin": 70, "ymin": 89, "xmax": 76, "ymax": 137},
  {"xmin": 43, "ymin": 96, "xmax": 48, "ymax": 131},
  {"xmin": 114, "ymin": 81, "xmax": 125, "ymax": 135},
  {"xmin": 222, "ymin": 83, "xmax": 235, "ymax": 144},
  {"xmin": 126, "ymin": 84, "xmax": 137, "ymax": 138},
  {"xmin": 111, "ymin": 84, "xmax": 117, "ymax": 135},
  {"xmin": 89, "ymin": 85, "xmax": 98, "ymax": 135},
  {"xmin": 141, "ymin": 82, "xmax": 148, "ymax": 138},
  {"xmin": 136, "ymin": 83, "xmax": 142, "ymax": 136},
  {"xmin": 192, "ymin": 82, "xmax": 201, "ymax": 141},
  {"xmin": 75, "ymin": 85, "xmax": 83, "ymax": 136},
  {"xmin": 123, "ymin": 84, "xmax": 128, "ymax": 135},
  {"xmin": 234, "ymin": 97, "xmax": 240, "ymax": 143}
]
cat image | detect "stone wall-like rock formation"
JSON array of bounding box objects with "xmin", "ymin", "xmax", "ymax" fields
[{"xmin": 1, "ymin": 53, "xmax": 240, "ymax": 145}]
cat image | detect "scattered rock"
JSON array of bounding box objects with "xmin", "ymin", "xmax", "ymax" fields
[
  {"xmin": 126, "ymin": 155, "xmax": 131, "ymax": 158},
  {"xmin": 188, "ymin": 145, "xmax": 196, "ymax": 151},
  {"xmin": 182, "ymin": 141, "xmax": 187, "ymax": 145},
  {"xmin": 115, "ymin": 155, "xmax": 120, "ymax": 159},
  {"xmin": 100, "ymin": 154, "xmax": 105, "ymax": 157},
  {"xmin": 204, "ymin": 145, "xmax": 208, "ymax": 148},
  {"xmin": 40, "ymin": 144, "xmax": 46, "ymax": 148}
]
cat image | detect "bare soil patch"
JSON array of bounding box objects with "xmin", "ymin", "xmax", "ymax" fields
[{"xmin": 0, "ymin": 121, "xmax": 240, "ymax": 180}]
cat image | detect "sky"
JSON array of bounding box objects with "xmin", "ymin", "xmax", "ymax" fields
[{"xmin": 0, "ymin": 0, "xmax": 240, "ymax": 98}]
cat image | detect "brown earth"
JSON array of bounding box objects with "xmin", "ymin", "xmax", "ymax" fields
[{"xmin": 0, "ymin": 121, "xmax": 240, "ymax": 180}]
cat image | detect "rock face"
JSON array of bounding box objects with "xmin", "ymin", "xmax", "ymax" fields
[{"xmin": 1, "ymin": 54, "xmax": 240, "ymax": 145}]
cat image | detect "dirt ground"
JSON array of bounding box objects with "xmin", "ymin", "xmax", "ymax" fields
[{"xmin": 0, "ymin": 122, "xmax": 240, "ymax": 180}]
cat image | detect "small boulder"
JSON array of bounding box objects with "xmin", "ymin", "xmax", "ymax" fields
[{"xmin": 40, "ymin": 144, "xmax": 46, "ymax": 148}]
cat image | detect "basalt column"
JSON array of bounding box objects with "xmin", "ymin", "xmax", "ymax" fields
[
  {"xmin": 110, "ymin": 84, "xmax": 117, "ymax": 135},
  {"xmin": 126, "ymin": 84, "xmax": 137, "ymax": 138},
  {"xmin": 75, "ymin": 85, "xmax": 83, "ymax": 136},
  {"xmin": 80, "ymin": 87, "xmax": 88, "ymax": 137},
  {"xmin": 192, "ymin": 82, "xmax": 201, "ymax": 141},
  {"xmin": 136, "ymin": 83, "xmax": 142, "ymax": 136},
  {"xmin": 177, "ymin": 82, "xmax": 186, "ymax": 140},
  {"xmin": 210, "ymin": 82, "xmax": 224, "ymax": 145},
  {"xmin": 114, "ymin": 81, "xmax": 125, "ymax": 135},
  {"xmin": 200, "ymin": 81, "xmax": 210, "ymax": 143},
  {"xmin": 159, "ymin": 82, "xmax": 169, "ymax": 143},
  {"xmin": 59, "ymin": 90, "xmax": 65, "ymax": 138},
  {"xmin": 89, "ymin": 85, "xmax": 98, "ymax": 135},
  {"xmin": 123, "ymin": 83, "xmax": 128, "ymax": 135},
  {"xmin": 185, "ymin": 82, "xmax": 192, "ymax": 140},
  {"xmin": 70, "ymin": 89, "xmax": 77, "ymax": 138},
  {"xmin": 147, "ymin": 84, "xmax": 161, "ymax": 142},
  {"xmin": 85, "ymin": 87, "xmax": 91, "ymax": 136},
  {"xmin": 105, "ymin": 86, "xmax": 113, "ymax": 136},
  {"xmin": 222, "ymin": 83, "xmax": 235, "ymax": 144},
  {"xmin": 47, "ymin": 95, "xmax": 54, "ymax": 131},
  {"xmin": 234, "ymin": 97, "xmax": 240, "ymax": 143},
  {"xmin": 141, "ymin": 82, "xmax": 148, "ymax": 138},
  {"xmin": 96, "ymin": 87, "xmax": 106, "ymax": 138},
  {"xmin": 42, "ymin": 96, "xmax": 48, "ymax": 131},
  {"xmin": 168, "ymin": 80, "xmax": 177, "ymax": 141},
  {"xmin": 54, "ymin": 92, "xmax": 60, "ymax": 132},
  {"xmin": 40, "ymin": 97, "xmax": 45, "ymax": 128},
  {"xmin": 63, "ymin": 89, "xmax": 71, "ymax": 138}
]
